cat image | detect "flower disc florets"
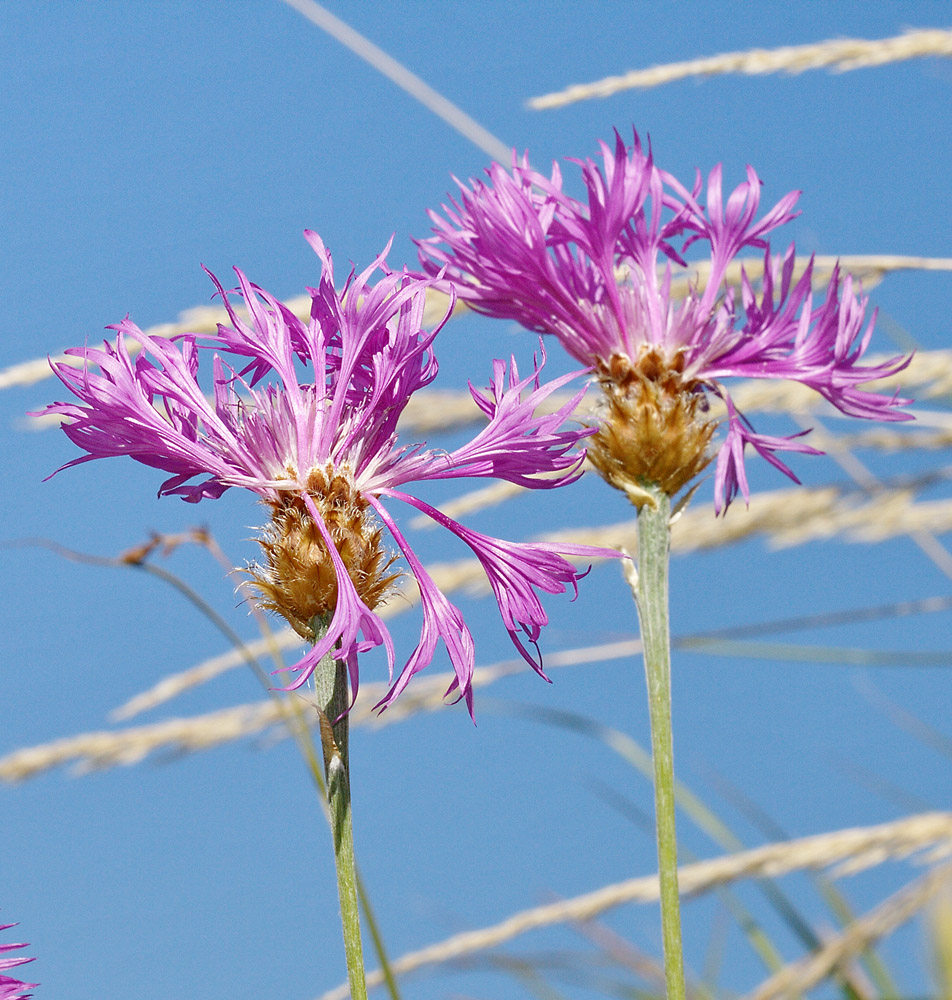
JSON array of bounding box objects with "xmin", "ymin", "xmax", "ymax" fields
[
  {"xmin": 418, "ymin": 129, "xmax": 913, "ymax": 512},
  {"xmin": 42, "ymin": 232, "xmax": 620, "ymax": 714}
]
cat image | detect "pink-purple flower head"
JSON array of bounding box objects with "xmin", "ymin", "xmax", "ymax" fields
[
  {"xmin": 42, "ymin": 232, "xmax": 617, "ymax": 714},
  {"xmin": 0, "ymin": 921, "xmax": 36, "ymax": 1000},
  {"xmin": 418, "ymin": 129, "xmax": 912, "ymax": 512}
]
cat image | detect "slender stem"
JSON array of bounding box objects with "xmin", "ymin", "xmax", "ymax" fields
[
  {"xmin": 311, "ymin": 614, "xmax": 368, "ymax": 1000},
  {"xmin": 630, "ymin": 485, "xmax": 686, "ymax": 1000}
]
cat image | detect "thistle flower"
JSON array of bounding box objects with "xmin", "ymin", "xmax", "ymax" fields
[
  {"xmin": 418, "ymin": 130, "xmax": 912, "ymax": 511},
  {"xmin": 42, "ymin": 233, "xmax": 616, "ymax": 713},
  {"xmin": 0, "ymin": 921, "xmax": 36, "ymax": 1000}
]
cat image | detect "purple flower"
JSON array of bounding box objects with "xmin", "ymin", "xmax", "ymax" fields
[
  {"xmin": 42, "ymin": 232, "xmax": 617, "ymax": 713},
  {"xmin": 418, "ymin": 130, "xmax": 912, "ymax": 511},
  {"xmin": 0, "ymin": 921, "xmax": 36, "ymax": 1000}
]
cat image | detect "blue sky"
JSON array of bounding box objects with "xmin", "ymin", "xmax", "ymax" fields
[{"xmin": 2, "ymin": 3, "xmax": 951, "ymax": 998}]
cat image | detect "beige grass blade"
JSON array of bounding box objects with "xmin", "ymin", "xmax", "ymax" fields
[
  {"xmin": 314, "ymin": 813, "xmax": 952, "ymax": 1000},
  {"xmin": 395, "ymin": 344, "xmax": 952, "ymax": 434},
  {"xmin": 0, "ymin": 701, "xmax": 287, "ymax": 778},
  {"xmin": 811, "ymin": 425, "xmax": 952, "ymax": 455},
  {"xmin": 1, "ymin": 637, "xmax": 652, "ymax": 780},
  {"xmin": 928, "ymin": 892, "xmax": 952, "ymax": 997},
  {"xmin": 13, "ymin": 598, "xmax": 952, "ymax": 778},
  {"xmin": 0, "ymin": 653, "xmax": 545, "ymax": 781},
  {"xmin": 109, "ymin": 635, "xmax": 303, "ymax": 721},
  {"xmin": 4, "ymin": 295, "xmax": 304, "ymax": 392},
  {"xmin": 529, "ymin": 28, "xmax": 952, "ymax": 109},
  {"xmin": 742, "ymin": 862, "xmax": 952, "ymax": 1000},
  {"xmin": 794, "ymin": 409, "xmax": 952, "ymax": 581},
  {"xmin": 669, "ymin": 254, "xmax": 952, "ymax": 299},
  {"xmin": 542, "ymin": 486, "xmax": 952, "ymax": 553}
]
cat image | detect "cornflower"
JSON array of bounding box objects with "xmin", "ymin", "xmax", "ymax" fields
[
  {"xmin": 42, "ymin": 231, "xmax": 620, "ymax": 996},
  {"xmin": 418, "ymin": 129, "xmax": 912, "ymax": 512},
  {"xmin": 0, "ymin": 921, "xmax": 36, "ymax": 1000},
  {"xmin": 42, "ymin": 231, "xmax": 611, "ymax": 715},
  {"xmin": 417, "ymin": 130, "xmax": 913, "ymax": 1000}
]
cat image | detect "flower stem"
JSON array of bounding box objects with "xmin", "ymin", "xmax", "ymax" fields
[
  {"xmin": 630, "ymin": 484, "xmax": 686, "ymax": 1000},
  {"xmin": 311, "ymin": 615, "xmax": 368, "ymax": 1000}
]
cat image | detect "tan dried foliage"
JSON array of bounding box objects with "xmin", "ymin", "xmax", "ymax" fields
[
  {"xmin": 529, "ymin": 28, "xmax": 952, "ymax": 108},
  {"xmin": 743, "ymin": 862, "xmax": 952, "ymax": 1000},
  {"xmin": 0, "ymin": 702, "xmax": 285, "ymax": 778},
  {"xmin": 398, "ymin": 343, "xmax": 950, "ymax": 439},
  {"xmin": 107, "ymin": 556, "xmax": 478, "ymax": 720},
  {"xmin": 0, "ymin": 658, "xmax": 526, "ymax": 782},
  {"xmin": 315, "ymin": 812, "xmax": 952, "ymax": 1000},
  {"xmin": 538, "ymin": 485, "xmax": 952, "ymax": 554}
]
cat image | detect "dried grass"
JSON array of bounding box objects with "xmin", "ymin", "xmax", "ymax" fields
[
  {"xmin": 1, "ymin": 636, "xmax": 652, "ymax": 781},
  {"xmin": 109, "ymin": 640, "xmax": 298, "ymax": 721},
  {"xmin": 16, "ymin": 603, "xmax": 951, "ymax": 780},
  {"xmin": 0, "ymin": 653, "xmax": 534, "ymax": 781},
  {"xmin": 315, "ymin": 813, "xmax": 952, "ymax": 1000},
  {"xmin": 540, "ymin": 486, "xmax": 952, "ymax": 554},
  {"xmin": 397, "ymin": 344, "xmax": 951, "ymax": 438},
  {"xmin": 529, "ymin": 28, "xmax": 952, "ymax": 109},
  {"xmin": 0, "ymin": 465, "xmax": 939, "ymax": 783},
  {"xmin": 0, "ymin": 702, "xmax": 286, "ymax": 778},
  {"xmin": 743, "ymin": 862, "xmax": 952, "ymax": 1000},
  {"xmin": 105, "ymin": 556, "xmax": 478, "ymax": 720}
]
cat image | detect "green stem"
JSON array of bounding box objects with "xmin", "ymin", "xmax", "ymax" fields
[
  {"xmin": 631, "ymin": 485, "xmax": 686, "ymax": 1000},
  {"xmin": 311, "ymin": 614, "xmax": 368, "ymax": 1000}
]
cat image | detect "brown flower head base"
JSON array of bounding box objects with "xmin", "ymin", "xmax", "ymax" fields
[
  {"xmin": 587, "ymin": 348, "xmax": 717, "ymax": 508},
  {"xmin": 249, "ymin": 464, "xmax": 400, "ymax": 642}
]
